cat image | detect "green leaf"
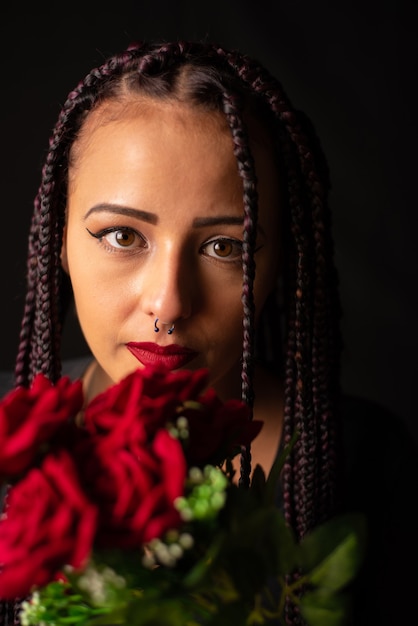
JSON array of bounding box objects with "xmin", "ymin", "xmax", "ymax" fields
[
  {"xmin": 215, "ymin": 507, "xmax": 297, "ymax": 594},
  {"xmin": 298, "ymin": 513, "xmax": 366, "ymax": 591},
  {"xmin": 263, "ymin": 430, "xmax": 299, "ymax": 506},
  {"xmin": 300, "ymin": 589, "xmax": 353, "ymax": 626},
  {"xmin": 249, "ymin": 464, "xmax": 267, "ymax": 502},
  {"xmin": 252, "ymin": 507, "xmax": 297, "ymax": 576},
  {"xmin": 204, "ymin": 600, "xmax": 251, "ymax": 625},
  {"xmin": 122, "ymin": 594, "xmax": 209, "ymax": 626},
  {"xmin": 183, "ymin": 532, "xmax": 227, "ymax": 588}
]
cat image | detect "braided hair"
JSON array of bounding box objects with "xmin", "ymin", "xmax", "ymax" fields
[{"xmin": 3, "ymin": 41, "xmax": 343, "ymax": 626}]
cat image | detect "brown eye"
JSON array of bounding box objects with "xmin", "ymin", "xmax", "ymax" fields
[
  {"xmin": 86, "ymin": 226, "xmax": 147, "ymax": 252},
  {"xmin": 114, "ymin": 229, "xmax": 136, "ymax": 247},
  {"xmin": 200, "ymin": 237, "xmax": 243, "ymax": 262},
  {"xmin": 214, "ymin": 240, "xmax": 233, "ymax": 257}
]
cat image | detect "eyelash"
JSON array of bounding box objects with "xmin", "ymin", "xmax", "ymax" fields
[
  {"xmin": 86, "ymin": 227, "xmax": 260, "ymax": 262},
  {"xmin": 199, "ymin": 237, "xmax": 243, "ymax": 263},
  {"xmin": 86, "ymin": 227, "xmax": 146, "ymax": 253}
]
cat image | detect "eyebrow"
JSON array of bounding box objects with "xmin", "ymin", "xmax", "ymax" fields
[
  {"xmin": 84, "ymin": 204, "xmax": 158, "ymax": 224},
  {"xmin": 193, "ymin": 215, "xmax": 266, "ymax": 238},
  {"xmin": 192, "ymin": 216, "xmax": 244, "ymax": 227},
  {"xmin": 83, "ymin": 203, "xmax": 246, "ymax": 229}
]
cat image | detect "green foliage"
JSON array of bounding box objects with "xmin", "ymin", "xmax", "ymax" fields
[
  {"xmin": 300, "ymin": 589, "xmax": 353, "ymax": 626},
  {"xmin": 20, "ymin": 584, "xmax": 112, "ymax": 626},
  {"xmin": 20, "ymin": 443, "xmax": 366, "ymax": 626},
  {"xmin": 22, "ymin": 504, "xmax": 365, "ymax": 626},
  {"xmin": 298, "ymin": 513, "xmax": 367, "ymax": 591}
]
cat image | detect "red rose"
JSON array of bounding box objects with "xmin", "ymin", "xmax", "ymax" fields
[
  {"xmin": 0, "ymin": 449, "xmax": 97, "ymax": 599},
  {"xmin": 83, "ymin": 365, "xmax": 209, "ymax": 450},
  {"xmin": 182, "ymin": 389, "xmax": 263, "ymax": 467},
  {"xmin": 74, "ymin": 428, "xmax": 186, "ymax": 549},
  {"xmin": 0, "ymin": 374, "xmax": 83, "ymax": 480}
]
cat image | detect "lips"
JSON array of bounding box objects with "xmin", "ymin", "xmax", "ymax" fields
[{"xmin": 126, "ymin": 342, "xmax": 198, "ymax": 370}]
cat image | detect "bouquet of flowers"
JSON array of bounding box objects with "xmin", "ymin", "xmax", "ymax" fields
[{"xmin": 0, "ymin": 364, "xmax": 365, "ymax": 626}]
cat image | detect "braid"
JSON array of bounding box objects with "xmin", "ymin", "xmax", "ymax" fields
[
  {"xmin": 0, "ymin": 489, "xmax": 23, "ymax": 624},
  {"xmin": 0, "ymin": 599, "xmax": 22, "ymax": 625},
  {"xmin": 220, "ymin": 85, "xmax": 258, "ymax": 488},
  {"xmin": 222, "ymin": 48, "xmax": 342, "ymax": 533},
  {"xmin": 221, "ymin": 48, "xmax": 342, "ymax": 626},
  {"xmin": 14, "ymin": 44, "xmax": 155, "ymax": 387}
]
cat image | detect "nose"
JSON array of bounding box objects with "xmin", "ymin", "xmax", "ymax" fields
[{"xmin": 139, "ymin": 244, "xmax": 193, "ymax": 326}]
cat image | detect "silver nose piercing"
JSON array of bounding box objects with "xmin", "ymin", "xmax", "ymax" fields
[{"xmin": 154, "ymin": 318, "xmax": 175, "ymax": 335}]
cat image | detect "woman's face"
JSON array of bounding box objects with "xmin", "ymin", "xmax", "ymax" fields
[{"xmin": 62, "ymin": 99, "xmax": 280, "ymax": 399}]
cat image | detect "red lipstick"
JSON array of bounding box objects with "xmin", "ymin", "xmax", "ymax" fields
[{"xmin": 126, "ymin": 342, "xmax": 198, "ymax": 370}]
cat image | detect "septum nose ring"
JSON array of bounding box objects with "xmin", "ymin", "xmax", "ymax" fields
[{"xmin": 154, "ymin": 318, "xmax": 175, "ymax": 335}]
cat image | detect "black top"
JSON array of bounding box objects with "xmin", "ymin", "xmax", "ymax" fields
[{"xmin": 340, "ymin": 395, "xmax": 418, "ymax": 625}]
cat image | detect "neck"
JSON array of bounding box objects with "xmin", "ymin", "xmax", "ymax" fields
[{"xmin": 82, "ymin": 360, "xmax": 113, "ymax": 404}]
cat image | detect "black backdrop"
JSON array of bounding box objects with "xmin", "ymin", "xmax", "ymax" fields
[{"xmin": 1, "ymin": 0, "xmax": 416, "ymax": 441}]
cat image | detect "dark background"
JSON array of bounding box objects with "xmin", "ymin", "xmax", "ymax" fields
[{"xmin": 1, "ymin": 1, "xmax": 417, "ymax": 441}]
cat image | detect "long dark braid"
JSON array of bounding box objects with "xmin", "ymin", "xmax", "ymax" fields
[
  {"xmin": 220, "ymin": 48, "xmax": 342, "ymax": 625},
  {"xmin": 222, "ymin": 48, "xmax": 342, "ymax": 531},
  {"xmin": 220, "ymin": 87, "xmax": 258, "ymax": 488},
  {"xmin": 14, "ymin": 44, "xmax": 156, "ymax": 386},
  {"xmin": 5, "ymin": 41, "xmax": 342, "ymax": 626}
]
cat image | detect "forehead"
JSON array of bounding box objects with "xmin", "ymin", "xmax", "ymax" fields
[
  {"xmin": 68, "ymin": 97, "xmax": 281, "ymax": 229},
  {"xmin": 69, "ymin": 99, "xmax": 240, "ymax": 199},
  {"xmin": 71, "ymin": 95, "xmax": 276, "ymax": 162},
  {"xmin": 71, "ymin": 98, "xmax": 230, "ymax": 159}
]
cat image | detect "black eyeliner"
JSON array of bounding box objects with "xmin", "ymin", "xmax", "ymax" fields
[{"xmin": 86, "ymin": 226, "xmax": 134, "ymax": 239}]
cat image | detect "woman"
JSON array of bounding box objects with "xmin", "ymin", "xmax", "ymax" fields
[{"xmin": 1, "ymin": 40, "xmax": 417, "ymax": 625}]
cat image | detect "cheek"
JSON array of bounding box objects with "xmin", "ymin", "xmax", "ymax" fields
[
  {"xmin": 215, "ymin": 304, "xmax": 242, "ymax": 341},
  {"xmin": 210, "ymin": 291, "xmax": 244, "ymax": 353},
  {"xmin": 66, "ymin": 246, "xmax": 130, "ymax": 335}
]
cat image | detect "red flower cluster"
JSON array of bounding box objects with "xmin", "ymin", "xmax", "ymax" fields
[
  {"xmin": 0, "ymin": 374, "xmax": 83, "ymax": 480},
  {"xmin": 0, "ymin": 450, "xmax": 97, "ymax": 600},
  {"xmin": 0, "ymin": 364, "xmax": 262, "ymax": 600}
]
